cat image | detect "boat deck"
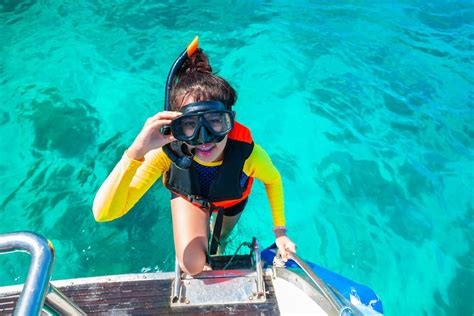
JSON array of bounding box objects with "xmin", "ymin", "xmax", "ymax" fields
[
  {"xmin": 0, "ymin": 272, "xmax": 279, "ymax": 315},
  {"xmin": 0, "ymin": 233, "xmax": 383, "ymax": 315}
]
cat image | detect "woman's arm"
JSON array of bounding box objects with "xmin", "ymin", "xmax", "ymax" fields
[
  {"xmin": 92, "ymin": 111, "xmax": 180, "ymax": 221},
  {"xmin": 244, "ymin": 144, "xmax": 285, "ymax": 226},
  {"xmin": 243, "ymin": 144, "xmax": 296, "ymax": 259},
  {"xmin": 92, "ymin": 149, "xmax": 171, "ymax": 222}
]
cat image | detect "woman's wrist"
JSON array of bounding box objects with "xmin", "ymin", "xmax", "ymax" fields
[
  {"xmin": 273, "ymin": 226, "xmax": 287, "ymax": 238},
  {"xmin": 126, "ymin": 144, "xmax": 146, "ymax": 161}
]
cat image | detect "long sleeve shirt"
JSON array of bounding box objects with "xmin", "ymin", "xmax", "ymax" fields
[{"xmin": 93, "ymin": 143, "xmax": 286, "ymax": 227}]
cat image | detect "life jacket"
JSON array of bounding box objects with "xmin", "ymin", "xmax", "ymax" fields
[{"xmin": 163, "ymin": 121, "xmax": 254, "ymax": 209}]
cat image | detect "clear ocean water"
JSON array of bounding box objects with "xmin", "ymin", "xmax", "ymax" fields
[{"xmin": 1, "ymin": 1, "xmax": 473, "ymax": 315}]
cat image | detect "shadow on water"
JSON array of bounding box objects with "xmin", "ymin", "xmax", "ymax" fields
[
  {"xmin": 441, "ymin": 247, "xmax": 474, "ymax": 314},
  {"xmin": 433, "ymin": 202, "xmax": 474, "ymax": 315},
  {"xmin": 413, "ymin": 2, "xmax": 474, "ymax": 31},
  {"xmin": 1, "ymin": 85, "xmax": 101, "ymax": 213},
  {"xmin": 0, "ymin": 0, "xmax": 37, "ymax": 15},
  {"xmin": 0, "ymin": 111, "xmax": 9, "ymax": 125},
  {"xmin": 315, "ymin": 151, "xmax": 434, "ymax": 245},
  {"xmin": 89, "ymin": 1, "xmax": 274, "ymax": 34},
  {"xmin": 18, "ymin": 87, "xmax": 100, "ymax": 158},
  {"xmin": 0, "ymin": 82, "xmax": 176, "ymax": 282}
]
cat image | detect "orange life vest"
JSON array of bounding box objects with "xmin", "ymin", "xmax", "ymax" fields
[{"xmin": 163, "ymin": 121, "xmax": 254, "ymax": 210}]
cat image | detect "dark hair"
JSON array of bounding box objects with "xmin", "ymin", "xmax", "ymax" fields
[{"xmin": 170, "ymin": 48, "xmax": 237, "ymax": 110}]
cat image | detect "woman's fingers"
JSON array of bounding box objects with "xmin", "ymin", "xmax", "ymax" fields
[
  {"xmin": 147, "ymin": 120, "xmax": 177, "ymax": 146},
  {"xmin": 284, "ymin": 245, "xmax": 296, "ymax": 260},
  {"xmin": 276, "ymin": 236, "xmax": 297, "ymax": 262},
  {"xmin": 150, "ymin": 111, "xmax": 181, "ymax": 121},
  {"xmin": 147, "ymin": 119, "xmax": 173, "ymax": 128},
  {"xmin": 129, "ymin": 112, "xmax": 181, "ymax": 158},
  {"xmin": 161, "ymin": 133, "xmax": 176, "ymax": 145},
  {"xmin": 285, "ymin": 242, "xmax": 296, "ymax": 253},
  {"xmin": 145, "ymin": 112, "xmax": 181, "ymax": 127}
]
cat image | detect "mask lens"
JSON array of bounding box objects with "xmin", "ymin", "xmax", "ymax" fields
[
  {"xmin": 203, "ymin": 112, "xmax": 232, "ymax": 134},
  {"xmin": 180, "ymin": 116, "xmax": 199, "ymax": 137}
]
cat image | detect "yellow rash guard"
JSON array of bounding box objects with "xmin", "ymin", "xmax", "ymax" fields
[{"xmin": 93, "ymin": 143, "xmax": 286, "ymax": 227}]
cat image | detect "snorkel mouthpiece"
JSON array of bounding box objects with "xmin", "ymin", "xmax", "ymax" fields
[{"xmin": 162, "ymin": 142, "xmax": 193, "ymax": 170}]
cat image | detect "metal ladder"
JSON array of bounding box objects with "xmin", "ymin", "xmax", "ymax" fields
[
  {"xmin": 170, "ymin": 237, "xmax": 266, "ymax": 306},
  {"xmin": 0, "ymin": 232, "xmax": 85, "ymax": 315}
]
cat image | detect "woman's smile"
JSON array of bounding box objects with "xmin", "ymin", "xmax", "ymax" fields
[
  {"xmin": 189, "ymin": 136, "xmax": 227, "ymax": 162},
  {"xmin": 196, "ymin": 143, "xmax": 216, "ymax": 156}
]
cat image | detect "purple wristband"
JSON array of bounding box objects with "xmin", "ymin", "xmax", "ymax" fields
[{"xmin": 272, "ymin": 226, "xmax": 288, "ymax": 233}]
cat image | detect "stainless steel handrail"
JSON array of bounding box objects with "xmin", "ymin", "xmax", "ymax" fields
[
  {"xmin": 0, "ymin": 231, "xmax": 85, "ymax": 315},
  {"xmin": 282, "ymin": 250, "xmax": 354, "ymax": 316},
  {"xmin": 0, "ymin": 232, "xmax": 55, "ymax": 315},
  {"xmin": 45, "ymin": 284, "xmax": 86, "ymax": 315}
]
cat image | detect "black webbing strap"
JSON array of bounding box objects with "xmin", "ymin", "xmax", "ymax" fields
[{"xmin": 209, "ymin": 206, "xmax": 224, "ymax": 255}]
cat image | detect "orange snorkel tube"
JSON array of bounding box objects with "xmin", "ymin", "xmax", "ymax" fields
[{"xmin": 161, "ymin": 36, "xmax": 199, "ymax": 135}]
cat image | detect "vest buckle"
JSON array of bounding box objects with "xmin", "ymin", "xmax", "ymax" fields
[{"xmin": 188, "ymin": 195, "xmax": 211, "ymax": 211}]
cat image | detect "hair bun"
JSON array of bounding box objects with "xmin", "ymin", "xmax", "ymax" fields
[
  {"xmin": 170, "ymin": 47, "xmax": 237, "ymax": 110},
  {"xmin": 182, "ymin": 48, "xmax": 212, "ymax": 75}
]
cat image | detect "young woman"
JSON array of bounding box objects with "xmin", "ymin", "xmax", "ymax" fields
[{"xmin": 93, "ymin": 38, "xmax": 296, "ymax": 275}]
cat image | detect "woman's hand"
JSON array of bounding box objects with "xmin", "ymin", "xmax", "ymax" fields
[
  {"xmin": 127, "ymin": 111, "xmax": 182, "ymax": 160},
  {"xmin": 275, "ymin": 233, "xmax": 297, "ymax": 261}
]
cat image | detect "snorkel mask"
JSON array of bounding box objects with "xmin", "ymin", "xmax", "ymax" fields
[
  {"xmin": 171, "ymin": 100, "xmax": 234, "ymax": 146},
  {"xmin": 161, "ymin": 37, "xmax": 234, "ymax": 169}
]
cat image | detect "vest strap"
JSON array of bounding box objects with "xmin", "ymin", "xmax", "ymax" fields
[
  {"xmin": 209, "ymin": 206, "xmax": 224, "ymax": 256},
  {"xmin": 188, "ymin": 195, "xmax": 211, "ymax": 210}
]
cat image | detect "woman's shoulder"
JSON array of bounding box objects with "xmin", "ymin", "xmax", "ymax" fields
[
  {"xmin": 245, "ymin": 142, "xmax": 273, "ymax": 166},
  {"xmin": 228, "ymin": 121, "xmax": 252, "ymax": 144}
]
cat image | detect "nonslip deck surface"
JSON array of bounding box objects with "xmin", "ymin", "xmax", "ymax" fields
[{"xmin": 0, "ymin": 275, "xmax": 279, "ymax": 315}]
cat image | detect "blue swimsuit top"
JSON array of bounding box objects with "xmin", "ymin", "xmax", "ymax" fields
[{"xmin": 193, "ymin": 160, "xmax": 249, "ymax": 198}]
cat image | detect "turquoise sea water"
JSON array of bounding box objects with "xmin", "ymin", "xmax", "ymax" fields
[{"xmin": 1, "ymin": 1, "xmax": 473, "ymax": 314}]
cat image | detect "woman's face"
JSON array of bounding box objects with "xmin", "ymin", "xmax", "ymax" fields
[
  {"xmin": 191, "ymin": 136, "xmax": 228, "ymax": 162},
  {"xmin": 177, "ymin": 96, "xmax": 228, "ymax": 162}
]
